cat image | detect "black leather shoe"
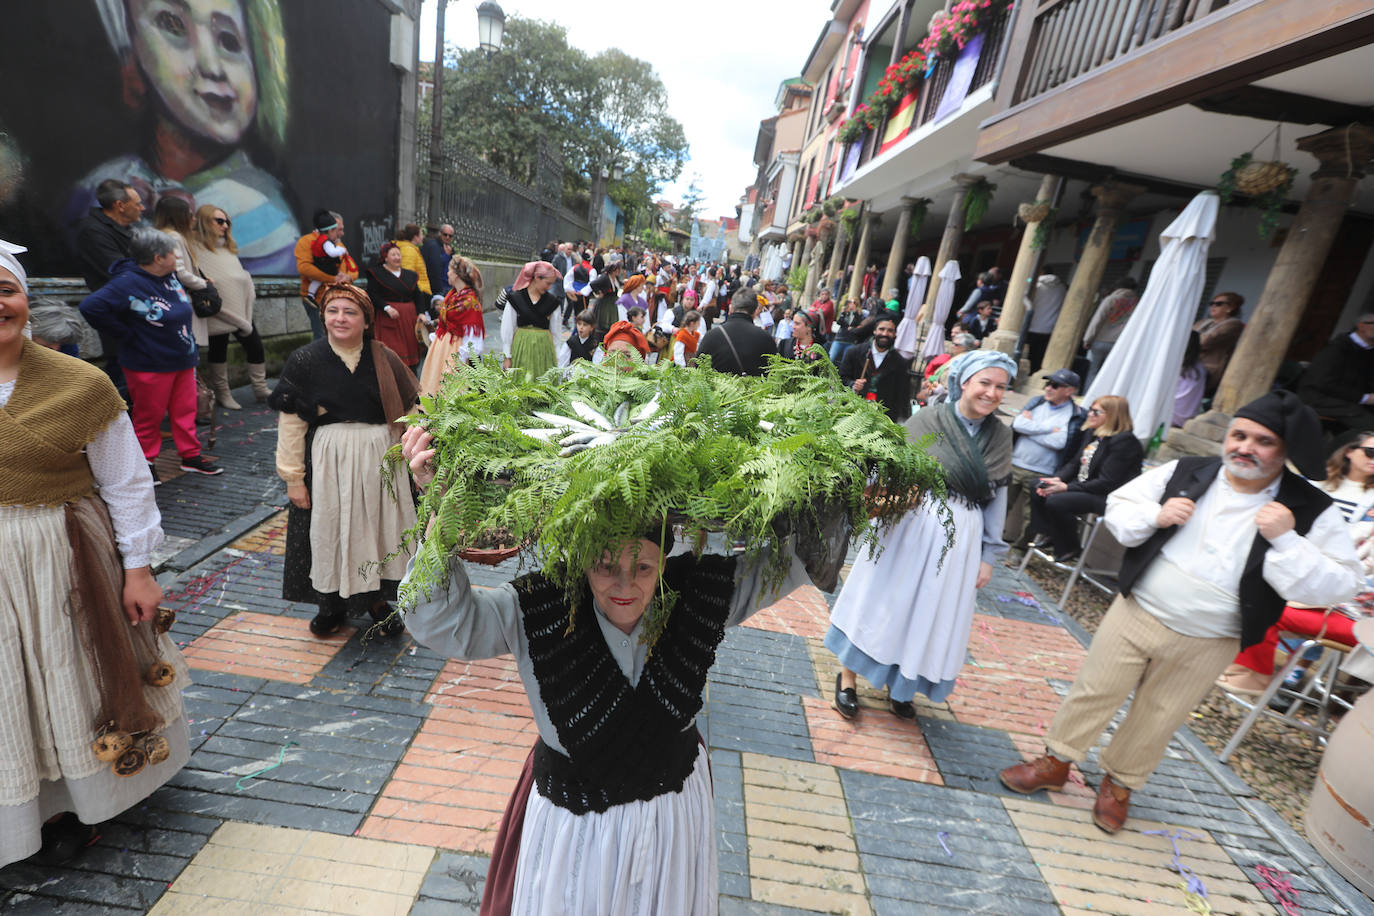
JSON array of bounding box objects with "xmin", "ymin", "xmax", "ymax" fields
[
  {"xmin": 1054, "ymin": 548, "xmax": 1082, "ymax": 565},
  {"xmin": 368, "ymin": 602, "xmax": 405, "ymax": 637},
  {"xmin": 309, "ymin": 609, "xmax": 346, "ymax": 637},
  {"xmin": 834, "ymin": 673, "xmax": 859, "ymax": 719},
  {"xmin": 889, "ymin": 698, "xmax": 916, "ymax": 719}
]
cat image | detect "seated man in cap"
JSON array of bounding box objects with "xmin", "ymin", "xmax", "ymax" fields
[
  {"xmin": 998, "ymin": 391, "xmax": 1361, "ymax": 834},
  {"xmin": 1005, "ymin": 369, "xmax": 1086, "ymax": 551}
]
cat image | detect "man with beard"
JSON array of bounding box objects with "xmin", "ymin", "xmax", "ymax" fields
[
  {"xmin": 998, "ymin": 390, "xmax": 1360, "ymax": 834},
  {"xmin": 839, "ymin": 315, "xmax": 911, "ymax": 422}
]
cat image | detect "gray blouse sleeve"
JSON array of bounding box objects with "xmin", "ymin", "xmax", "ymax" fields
[{"xmin": 401, "ymin": 552, "xmax": 524, "ymax": 661}]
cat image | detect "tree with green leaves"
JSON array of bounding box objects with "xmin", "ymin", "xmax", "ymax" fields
[{"xmin": 435, "ymin": 17, "xmax": 687, "ymax": 228}]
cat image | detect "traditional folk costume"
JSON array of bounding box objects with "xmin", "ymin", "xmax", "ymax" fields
[
  {"xmin": 499, "ymin": 271, "xmax": 564, "ymax": 380},
  {"xmin": 0, "ymin": 340, "xmax": 190, "ymax": 866},
  {"xmin": 404, "ymin": 544, "xmax": 808, "ymax": 915},
  {"xmin": 826, "ymin": 351, "xmax": 1016, "ymax": 703},
  {"xmin": 365, "ymin": 263, "xmax": 429, "ymax": 369},
  {"xmin": 672, "ymin": 326, "xmax": 700, "ymax": 367},
  {"xmin": 271, "ymin": 319, "xmax": 419, "ymax": 628},
  {"xmin": 419, "ymin": 285, "xmax": 483, "ymax": 397}
]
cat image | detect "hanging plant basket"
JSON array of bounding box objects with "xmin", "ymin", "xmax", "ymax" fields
[
  {"xmin": 962, "ymin": 178, "xmax": 997, "ymax": 232},
  {"xmin": 805, "ymin": 224, "xmax": 819, "ymax": 240},
  {"xmin": 1218, "ymin": 151, "xmax": 1296, "ymax": 240},
  {"xmin": 1018, "ymin": 201, "xmax": 1051, "ymax": 224},
  {"xmin": 1233, "ymin": 160, "xmax": 1292, "ymax": 196},
  {"xmin": 817, "ymin": 216, "xmax": 836, "ymax": 239}
]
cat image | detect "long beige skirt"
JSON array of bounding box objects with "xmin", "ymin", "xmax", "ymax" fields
[
  {"xmin": 309, "ymin": 422, "xmax": 417, "ymax": 598},
  {"xmin": 0, "ymin": 502, "xmax": 191, "ymax": 867}
]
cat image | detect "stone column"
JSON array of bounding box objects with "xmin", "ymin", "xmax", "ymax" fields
[
  {"xmin": 883, "ymin": 198, "xmax": 917, "ymax": 305},
  {"xmin": 919, "ymin": 174, "xmax": 976, "ymax": 322},
  {"xmin": 1033, "ymin": 181, "xmax": 1144, "ymax": 386},
  {"xmin": 1202, "ymin": 124, "xmax": 1374, "ymax": 418},
  {"xmin": 846, "ymin": 213, "xmax": 875, "ymax": 303},
  {"xmin": 986, "ymin": 173, "xmax": 1059, "ymax": 358},
  {"xmin": 797, "ymin": 235, "xmax": 817, "ymax": 305}
]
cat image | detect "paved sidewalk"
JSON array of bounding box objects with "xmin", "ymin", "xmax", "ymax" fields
[{"xmin": 2, "ymin": 388, "xmax": 1372, "ymax": 915}]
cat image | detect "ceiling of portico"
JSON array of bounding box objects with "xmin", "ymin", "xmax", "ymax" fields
[{"xmin": 1038, "ymin": 44, "xmax": 1374, "ymax": 217}]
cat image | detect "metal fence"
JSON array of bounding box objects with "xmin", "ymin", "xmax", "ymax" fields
[{"xmin": 414, "ymin": 136, "xmax": 591, "ymax": 262}]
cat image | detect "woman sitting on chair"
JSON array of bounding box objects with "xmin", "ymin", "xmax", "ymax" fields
[{"xmin": 1027, "ymin": 395, "xmax": 1143, "ymax": 564}]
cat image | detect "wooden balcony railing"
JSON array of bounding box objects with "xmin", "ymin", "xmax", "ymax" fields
[
  {"xmin": 854, "ymin": 8, "xmax": 1012, "ymax": 170},
  {"xmin": 1016, "ymin": 0, "xmax": 1233, "ymax": 104}
]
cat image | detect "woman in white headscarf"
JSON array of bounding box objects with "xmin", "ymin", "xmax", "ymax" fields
[
  {"xmin": 0, "ymin": 240, "xmax": 190, "ymax": 867},
  {"xmin": 827, "ymin": 350, "xmax": 1018, "ymax": 719}
]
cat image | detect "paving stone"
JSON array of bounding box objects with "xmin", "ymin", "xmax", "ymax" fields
[
  {"xmin": 712, "ymin": 625, "xmax": 819, "ymax": 698},
  {"xmin": 0, "ymin": 863, "xmax": 168, "ymax": 912},
  {"xmin": 151, "ymin": 786, "xmax": 363, "ymax": 835},
  {"xmin": 841, "ymin": 769, "xmax": 1056, "ymax": 912},
  {"xmin": 915, "ymin": 716, "xmax": 1025, "ymax": 794},
  {"xmin": 706, "ymin": 684, "xmax": 813, "ymax": 763},
  {"xmin": 413, "ymin": 850, "xmax": 488, "ymax": 912},
  {"xmin": 718, "ymin": 897, "xmax": 829, "ymax": 916}
]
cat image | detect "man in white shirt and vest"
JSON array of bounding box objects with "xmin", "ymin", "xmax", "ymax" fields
[{"xmin": 999, "ymin": 390, "xmax": 1361, "ymax": 833}]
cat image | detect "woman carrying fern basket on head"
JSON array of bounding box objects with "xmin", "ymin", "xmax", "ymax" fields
[{"xmin": 398, "ymin": 431, "xmax": 815, "ymax": 916}]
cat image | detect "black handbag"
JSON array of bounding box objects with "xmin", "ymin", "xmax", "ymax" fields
[{"xmin": 190, "ymin": 274, "xmax": 222, "ymax": 318}]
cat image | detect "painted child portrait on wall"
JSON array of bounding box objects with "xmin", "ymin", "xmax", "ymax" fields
[{"xmin": 68, "ymin": 0, "xmax": 297, "ymax": 274}]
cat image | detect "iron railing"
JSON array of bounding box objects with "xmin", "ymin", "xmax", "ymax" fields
[
  {"xmin": 1016, "ymin": 0, "xmax": 1233, "ymax": 103},
  {"xmin": 415, "ymin": 136, "xmax": 591, "ymax": 261}
]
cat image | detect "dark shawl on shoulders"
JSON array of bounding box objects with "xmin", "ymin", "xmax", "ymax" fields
[{"xmin": 904, "ymin": 401, "xmax": 1012, "ymax": 507}]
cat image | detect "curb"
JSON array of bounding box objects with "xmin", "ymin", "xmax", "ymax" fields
[{"xmin": 155, "ymin": 503, "xmax": 282, "ymax": 575}]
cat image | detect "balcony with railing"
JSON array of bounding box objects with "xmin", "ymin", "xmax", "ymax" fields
[
  {"xmin": 838, "ymin": 6, "xmax": 1012, "ymax": 185},
  {"xmin": 975, "ymin": 0, "xmax": 1374, "ymax": 163},
  {"xmin": 1015, "ymin": 0, "xmax": 1235, "ymax": 105}
]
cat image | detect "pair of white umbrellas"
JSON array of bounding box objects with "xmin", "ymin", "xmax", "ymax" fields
[{"xmin": 900, "ymin": 189, "xmax": 1219, "ymax": 441}]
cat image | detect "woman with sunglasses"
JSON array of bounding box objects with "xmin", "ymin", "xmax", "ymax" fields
[
  {"xmin": 1027, "ymin": 395, "xmax": 1143, "ymax": 564},
  {"xmin": 1215, "ymin": 433, "xmax": 1374, "ymax": 695},
  {"xmin": 188, "ymin": 205, "xmax": 269, "ymax": 407}
]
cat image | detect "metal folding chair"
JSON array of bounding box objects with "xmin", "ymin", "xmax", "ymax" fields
[
  {"xmin": 1017, "ymin": 513, "xmax": 1118, "ymax": 606},
  {"xmin": 1217, "ymin": 634, "xmax": 1371, "ymax": 763}
]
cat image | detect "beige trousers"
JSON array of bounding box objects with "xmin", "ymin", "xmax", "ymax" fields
[{"xmin": 1045, "ymin": 594, "xmax": 1238, "ymax": 790}]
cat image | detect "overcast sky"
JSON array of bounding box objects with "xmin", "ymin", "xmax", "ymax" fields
[{"xmin": 418, "ymin": 0, "xmax": 833, "ymax": 219}]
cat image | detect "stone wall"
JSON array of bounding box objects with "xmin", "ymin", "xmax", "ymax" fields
[{"xmin": 29, "ymin": 258, "xmax": 523, "ymax": 381}]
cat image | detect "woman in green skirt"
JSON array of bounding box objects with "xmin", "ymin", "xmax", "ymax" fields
[{"xmin": 499, "ymin": 260, "xmax": 564, "ymax": 379}]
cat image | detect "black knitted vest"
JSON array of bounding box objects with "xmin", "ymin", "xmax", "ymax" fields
[{"xmin": 515, "ymin": 553, "xmax": 738, "ymax": 814}]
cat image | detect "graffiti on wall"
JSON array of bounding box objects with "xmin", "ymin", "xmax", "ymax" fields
[{"xmin": 0, "ymin": 0, "xmax": 401, "ymax": 277}]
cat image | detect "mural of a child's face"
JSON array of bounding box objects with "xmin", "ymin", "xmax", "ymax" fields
[{"xmin": 129, "ymin": 0, "xmax": 258, "ymax": 147}]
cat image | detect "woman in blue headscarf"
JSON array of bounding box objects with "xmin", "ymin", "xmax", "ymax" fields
[{"xmin": 827, "ymin": 350, "xmax": 1018, "ymax": 719}]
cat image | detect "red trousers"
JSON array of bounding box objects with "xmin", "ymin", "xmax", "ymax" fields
[
  {"xmin": 1232, "ymin": 605, "xmax": 1359, "ymax": 675},
  {"xmin": 124, "ymin": 367, "xmax": 201, "ymax": 461}
]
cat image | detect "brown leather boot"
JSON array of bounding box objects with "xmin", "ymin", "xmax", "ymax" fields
[
  {"xmin": 999, "ymin": 754, "xmax": 1070, "ymax": 794},
  {"xmin": 1092, "ymin": 773, "xmax": 1132, "ymax": 833}
]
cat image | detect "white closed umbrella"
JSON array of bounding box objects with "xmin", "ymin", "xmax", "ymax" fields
[
  {"xmin": 895, "ymin": 256, "xmax": 931, "ymax": 359},
  {"xmin": 1083, "ymin": 190, "xmax": 1220, "ymax": 441},
  {"xmin": 919, "ymin": 259, "xmax": 962, "ymax": 361}
]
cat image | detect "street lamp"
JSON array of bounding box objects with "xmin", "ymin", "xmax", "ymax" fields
[
  {"xmin": 476, "ymin": 1, "xmax": 506, "ymax": 55},
  {"xmin": 427, "ymin": 0, "xmax": 505, "ymax": 230}
]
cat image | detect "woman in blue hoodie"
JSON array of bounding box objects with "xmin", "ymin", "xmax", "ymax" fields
[{"xmin": 79, "ymin": 228, "xmax": 221, "ymax": 481}]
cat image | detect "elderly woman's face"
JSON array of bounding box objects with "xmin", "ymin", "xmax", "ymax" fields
[
  {"xmin": 0, "ymin": 268, "xmax": 29, "ymax": 350},
  {"xmin": 129, "ymin": 0, "xmax": 258, "ymax": 146},
  {"xmin": 384, "ymin": 246, "xmax": 403, "ymax": 270},
  {"xmin": 586, "ymin": 539, "xmax": 662, "ymax": 633}
]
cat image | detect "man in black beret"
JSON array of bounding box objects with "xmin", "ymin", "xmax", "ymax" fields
[{"xmin": 998, "ymin": 390, "xmax": 1361, "ymax": 834}]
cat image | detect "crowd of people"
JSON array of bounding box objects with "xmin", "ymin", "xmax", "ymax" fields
[{"xmin": 5, "ymin": 198, "xmax": 1374, "ymax": 916}]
